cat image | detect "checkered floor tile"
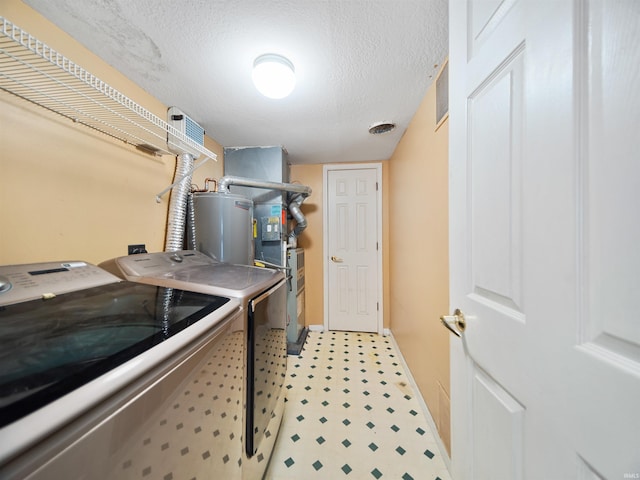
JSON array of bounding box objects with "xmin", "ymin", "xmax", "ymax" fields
[{"xmin": 265, "ymin": 331, "xmax": 451, "ymax": 479}]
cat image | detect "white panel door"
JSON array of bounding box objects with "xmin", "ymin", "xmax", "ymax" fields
[
  {"xmin": 448, "ymin": 1, "xmax": 640, "ymax": 479},
  {"xmin": 325, "ymin": 165, "xmax": 381, "ymax": 333}
]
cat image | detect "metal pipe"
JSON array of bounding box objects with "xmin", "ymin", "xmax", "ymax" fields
[
  {"xmin": 218, "ymin": 175, "xmax": 311, "ymax": 197},
  {"xmin": 217, "ymin": 175, "xmax": 312, "ymax": 245},
  {"xmin": 204, "ymin": 177, "xmax": 217, "ymax": 192},
  {"xmin": 190, "ymin": 177, "xmax": 217, "ymax": 194},
  {"xmin": 287, "ymin": 196, "xmax": 307, "ymax": 247},
  {"xmin": 155, "ymin": 155, "xmax": 212, "ymax": 203}
]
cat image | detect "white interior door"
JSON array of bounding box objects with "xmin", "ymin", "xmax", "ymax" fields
[
  {"xmin": 448, "ymin": 1, "xmax": 640, "ymax": 479},
  {"xmin": 324, "ymin": 164, "xmax": 382, "ymax": 334}
]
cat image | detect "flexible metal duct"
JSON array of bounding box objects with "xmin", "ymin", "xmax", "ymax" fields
[
  {"xmin": 164, "ymin": 152, "xmax": 194, "ymax": 252},
  {"xmin": 186, "ymin": 192, "xmax": 197, "ymax": 250},
  {"xmin": 218, "ymin": 175, "xmax": 312, "ymax": 244}
]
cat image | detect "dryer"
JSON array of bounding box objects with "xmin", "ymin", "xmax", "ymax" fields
[{"xmin": 100, "ymin": 250, "xmax": 287, "ymax": 480}]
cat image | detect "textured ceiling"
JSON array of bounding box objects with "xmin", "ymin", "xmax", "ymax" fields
[{"xmin": 25, "ymin": 0, "xmax": 448, "ymax": 165}]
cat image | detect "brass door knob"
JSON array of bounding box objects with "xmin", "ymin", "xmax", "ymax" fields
[{"xmin": 440, "ymin": 309, "xmax": 466, "ymax": 337}]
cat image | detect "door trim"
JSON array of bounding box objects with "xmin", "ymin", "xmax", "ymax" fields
[{"xmin": 323, "ymin": 163, "xmax": 383, "ymax": 335}]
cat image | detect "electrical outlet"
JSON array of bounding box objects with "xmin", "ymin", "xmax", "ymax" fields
[{"xmin": 128, "ymin": 244, "xmax": 147, "ymax": 255}]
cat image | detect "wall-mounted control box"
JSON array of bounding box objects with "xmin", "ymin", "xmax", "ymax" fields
[{"xmin": 261, "ymin": 216, "xmax": 281, "ymax": 241}]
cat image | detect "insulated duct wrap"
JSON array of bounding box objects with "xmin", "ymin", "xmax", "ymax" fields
[{"xmin": 165, "ymin": 152, "xmax": 194, "ymax": 252}]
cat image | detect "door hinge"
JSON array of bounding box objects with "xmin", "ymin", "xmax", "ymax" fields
[
  {"xmin": 377, "ymin": 302, "xmax": 379, "ymax": 311},
  {"xmin": 376, "ymin": 182, "xmax": 379, "ymax": 191}
]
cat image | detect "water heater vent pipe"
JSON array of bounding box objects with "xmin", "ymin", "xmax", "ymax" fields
[
  {"xmin": 217, "ymin": 175, "xmax": 312, "ymax": 244},
  {"xmin": 218, "ymin": 175, "xmax": 311, "ymax": 197}
]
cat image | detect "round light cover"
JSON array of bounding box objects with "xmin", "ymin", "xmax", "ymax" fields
[{"xmin": 252, "ymin": 54, "xmax": 296, "ymax": 99}]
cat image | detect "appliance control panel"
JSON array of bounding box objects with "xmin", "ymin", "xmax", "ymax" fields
[{"xmin": 0, "ymin": 261, "xmax": 120, "ymax": 306}]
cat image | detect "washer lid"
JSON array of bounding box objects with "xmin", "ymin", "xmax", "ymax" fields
[
  {"xmin": 0, "ymin": 281, "xmax": 229, "ymax": 428},
  {"xmin": 168, "ymin": 264, "xmax": 279, "ymax": 296},
  {"xmin": 105, "ymin": 250, "xmax": 283, "ymax": 299}
]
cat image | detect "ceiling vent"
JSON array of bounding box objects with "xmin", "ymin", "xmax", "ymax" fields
[{"xmin": 368, "ymin": 122, "xmax": 396, "ymax": 135}]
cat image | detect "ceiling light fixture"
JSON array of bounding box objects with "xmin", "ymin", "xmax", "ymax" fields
[{"xmin": 252, "ymin": 54, "xmax": 296, "ymax": 99}]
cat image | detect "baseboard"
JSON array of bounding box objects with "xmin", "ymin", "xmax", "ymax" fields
[
  {"xmin": 309, "ymin": 325, "xmax": 390, "ymax": 336},
  {"xmin": 387, "ymin": 330, "xmax": 452, "ymax": 473}
]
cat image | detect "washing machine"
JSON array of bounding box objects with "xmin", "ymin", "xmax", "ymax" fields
[
  {"xmin": 0, "ymin": 260, "xmax": 243, "ymax": 479},
  {"xmin": 100, "ymin": 250, "xmax": 287, "ymax": 480}
]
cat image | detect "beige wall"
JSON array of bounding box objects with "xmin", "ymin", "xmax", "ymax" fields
[
  {"xmin": 388, "ymin": 77, "xmax": 450, "ymax": 453},
  {"xmin": 290, "ymin": 162, "xmax": 391, "ymax": 330},
  {"xmin": 0, "ymin": 0, "xmax": 223, "ymax": 265}
]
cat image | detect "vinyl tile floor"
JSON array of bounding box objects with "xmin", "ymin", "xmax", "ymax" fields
[{"xmin": 265, "ymin": 331, "xmax": 452, "ymax": 480}]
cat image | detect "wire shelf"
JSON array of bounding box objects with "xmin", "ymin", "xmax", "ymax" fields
[{"xmin": 0, "ymin": 16, "xmax": 216, "ymax": 160}]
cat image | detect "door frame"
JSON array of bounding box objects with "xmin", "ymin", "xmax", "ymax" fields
[{"xmin": 322, "ymin": 163, "xmax": 383, "ymax": 335}]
